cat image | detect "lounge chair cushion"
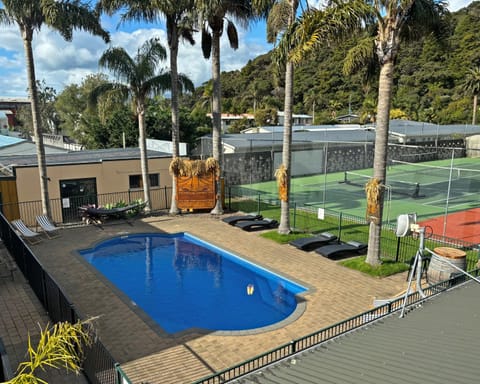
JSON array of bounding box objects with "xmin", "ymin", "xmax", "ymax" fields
[
  {"xmin": 289, "ymin": 232, "xmax": 338, "ymax": 251},
  {"xmin": 314, "ymin": 240, "xmax": 367, "ymax": 259},
  {"xmin": 235, "ymin": 218, "xmax": 279, "ymax": 231},
  {"xmin": 222, "ymin": 214, "xmax": 263, "ymax": 225}
]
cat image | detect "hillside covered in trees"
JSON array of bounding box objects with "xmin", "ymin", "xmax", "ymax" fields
[
  {"xmin": 15, "ymin": 2, "xmax": 480, "ymax": 149},
  {"xmin": 190, "ymin": 1, "xmax": 480, "ymax": 126}
]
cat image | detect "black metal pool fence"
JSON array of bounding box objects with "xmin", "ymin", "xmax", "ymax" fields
[{"xmin": 0, "ymin": 212, "xmax": 129, "ymax": 384}]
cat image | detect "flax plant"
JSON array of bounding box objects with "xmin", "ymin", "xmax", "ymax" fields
[{"xmin": 5, "ymin": 320, "xmax": 95, "ymax": 384}]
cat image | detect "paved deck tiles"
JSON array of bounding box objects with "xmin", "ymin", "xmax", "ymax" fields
[{"xmin": 1, "ymin": 213, "xmax": 409, "ymax": 383}]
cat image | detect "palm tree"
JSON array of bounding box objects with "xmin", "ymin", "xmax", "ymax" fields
[
  {"xmin": 98, "ymin": 0, "xmax": 196, "ymax": 215},
  {"xmin": 285, "ymin": 0, "xmax": 449, "ymax": 264},
  {"xmin": 0, "ymin": 0, "xmax": 109, "ymax": 218},
  {"xmin": 197, "ymin": 0, "xmax": 257, "ymax": 215},
  {"xmin": 304, "ymin": 89, "xmax": 318, "ymax": 123},
  {"xmin": 462, "ymin": 66, "xmax": 480, "ymax": 125},
  {"xmin": 267, "ymin": 0, "xmax": 300, "ymax": 234},
  {"xmin": 90, "ymin": 38, "xmax": 193, "ymax": 211}
]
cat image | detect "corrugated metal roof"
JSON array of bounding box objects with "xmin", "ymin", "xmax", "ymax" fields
[
  {"xmin": 0, "ymin": 147, "xmax": 171, "ymax": 168},
  {"xmin": 0, "ymin": 135, "xmax": 24, "ymax": 147},
  {"xmin": 0, "ymin": 141, "xmax": 68, "ymax": 156},
  {"xmin": 236, "ymin": 282, "xmax": 480, "ymax": 384}
]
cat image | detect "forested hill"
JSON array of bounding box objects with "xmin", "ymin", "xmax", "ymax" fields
[{"xmin": 192, "ymin": 1, "xmax": 480, "ymax": 125}]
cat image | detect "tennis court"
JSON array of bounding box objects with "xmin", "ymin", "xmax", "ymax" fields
[{"xmin": 238, "ymin": 157, "xmax": 480, "ymax": 240}]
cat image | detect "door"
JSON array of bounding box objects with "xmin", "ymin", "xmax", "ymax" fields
[{"xmin": 60, "ymin": 178, "xmax": 97, "ymax": 223}]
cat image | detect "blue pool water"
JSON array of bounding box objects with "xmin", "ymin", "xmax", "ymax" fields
[{"xmin": 79, "ymin": 233, "xmax": 307, "ymax": 334}]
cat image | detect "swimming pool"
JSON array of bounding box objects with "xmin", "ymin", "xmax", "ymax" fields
[{"xmin": 79, "ymin": 233, "xmax": 307, "ymax": 334}]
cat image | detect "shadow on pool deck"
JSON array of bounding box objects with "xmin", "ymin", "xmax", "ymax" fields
[{"xmin": 28, "ymin": 212, "xmax": 408, "ymax": 384}]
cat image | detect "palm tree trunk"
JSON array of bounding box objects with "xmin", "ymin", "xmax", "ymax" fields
[
  {"xmin": 137, "ymin": 105, "xmax": 151, "ymax": 211},
  {"xmin": 22, "ymin": 30, "xmax": 51, "ymax": 218},
  {"xmin": 472, "ymin": 94, "xmax": 478, "ymax": 126},
  {"xmin": 278, "ymin": 0, "xmax": 298, "ymax": 234},
  {"xmin": 365, "ymin": 61, "xmax": 395, "ymax": 266},
  {"xmin": 278, "ymin": 60, "xmax": 294, "ymax": 234},
  {"xmin": 169, "ymin": 25, "xmax": 180, "ymax": 215},
  {"xmin": 210, "ymin": 28, "xmax": 223, "ymax": 215}
]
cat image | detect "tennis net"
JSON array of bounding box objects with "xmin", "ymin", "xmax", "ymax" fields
[
  {"xmin": 390, "ymin": 159, "xmax": 480, "ymax": 186},
  {"xmin": 341, "ymin": 171, "xmax": 421, "ymax": 198}
]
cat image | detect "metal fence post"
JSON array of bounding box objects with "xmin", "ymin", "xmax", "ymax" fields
[
  {"xmin": 338, "ymin": 212, "xmax": 343, "ymax": 241},
  {"xmin": 293, "ymin": 202, "xmax": 297, "ymax": 230},
  {"xmin": 228, "ymin": 187, "xmax": 231, "ymax": 211},
  {"xmin": 395, "ymin": 237, "xmax": 401, "ymax": 262}
]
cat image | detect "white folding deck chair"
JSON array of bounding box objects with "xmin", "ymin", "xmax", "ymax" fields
[
  {"xmin": 35, "ymin": 215, "xmax": 61, "ymax": 238},
  {"xmin": 11, "ymin": 219, "xmax": 42, "ymax": 244}
]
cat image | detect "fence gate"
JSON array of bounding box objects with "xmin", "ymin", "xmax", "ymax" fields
[{"xmin": 59, "ymin": 178, "xmax": 98, "ymax": 223}]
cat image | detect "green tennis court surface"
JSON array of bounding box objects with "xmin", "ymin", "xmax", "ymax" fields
[{"xmin": 237, "ymin": 157, "xmax": 480, "ymax": 226}]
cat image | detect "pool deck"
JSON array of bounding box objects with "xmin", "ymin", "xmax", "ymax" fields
[{"xmin": 2, "ymin": 213, "xmax": 410, "ymax": 383}]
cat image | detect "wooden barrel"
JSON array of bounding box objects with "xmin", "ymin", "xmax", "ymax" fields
[{"xmin": 427, "ymin": 247, "xmax": 466, "ymax": 284}]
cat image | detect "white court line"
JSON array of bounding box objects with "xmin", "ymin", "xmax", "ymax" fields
[{"xmin": 421, "ymin": 192, "xmax": 477, "ymax": 208}]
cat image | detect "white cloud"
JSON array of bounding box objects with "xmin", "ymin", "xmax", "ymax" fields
[
  {"xmin": 449, "ymin": 0, "xmax": 472, "ymax": 11},
  {"xmin": 0, "ymin": 23, "xmax": 270, "ymax": 100}
]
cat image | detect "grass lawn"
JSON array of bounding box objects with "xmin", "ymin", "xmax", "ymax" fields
[
  {"xmin": 260, "ymin": 230, "xmax": 410, "ymax": 277},
  {"xmin": 339, "ymin": 256, "xmax": 410, "ymax": 277}
]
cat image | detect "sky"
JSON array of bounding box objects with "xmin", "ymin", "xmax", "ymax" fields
[{"xmin": 0, "ymin": 0, "xmax": 474, "ymax": 106}]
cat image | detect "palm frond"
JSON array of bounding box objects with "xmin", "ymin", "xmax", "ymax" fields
[
  {"xmin": 143, "ymin": 72, "xmax": 172, "ymax": 96},
  {"xmin": 343, "ymin": 36, "xmax": 375, "ymax": 75},
  {"xmin": 401, "ymin": 0, "xmax": 451, "ymax": 43},
  {"xmin": 285, "ymin": 0, "xmax": 373, "ymax": 65},
  {"xmin": 99, "ymin": 47, "xmax": 136, "ymax": 81},
  {"xmin": 181, "ymin": 29, "xmax": 196, "ymax": 45},
  {"xmin": 226, "ymin": 20, "xmax": 238, "ymax": 50},
  {"xmin": 138, "ymin": 37, "xmax": 168, "ymax": 64},
  {"xmin": 43, "ymin": 0, "xmax": 110, "ymax": 43},
  {"xmin": 178, "ymin": 73, "xmax": 195, "ymax": 94},
  {"xmin": 266, "ymin": 0, "xmax": 291, "ymax": 43},
  {"xmin": 0, "ymin": 9, "xmax": 13, "ymax": 25},
  {"xmin": 201, "ymin": 26, "xmax": 212, "ymax": 59},
  {"xmin": 88, "ymin": 83, "xmax": 128, "ymax": 106}
]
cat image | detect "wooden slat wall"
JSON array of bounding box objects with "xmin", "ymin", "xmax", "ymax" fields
[{"xmin": 0, "ymin": 179, "xmax": 20, "ymax": 221}]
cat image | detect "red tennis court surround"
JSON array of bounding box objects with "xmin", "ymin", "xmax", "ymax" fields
[{"xmin": 418, "ymin": 208, "xmax": 480, "ymax": 243}]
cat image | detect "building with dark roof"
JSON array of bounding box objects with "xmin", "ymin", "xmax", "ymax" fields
[{"xmin": 0, "ymin": 148, "xmax": 174, "ymax": 224}]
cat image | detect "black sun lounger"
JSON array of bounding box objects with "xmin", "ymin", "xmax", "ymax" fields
[
  {"xmin": 222, "ymin": 214, "xmax": 263, "ymax": 225},
  {"xmin": 235, "ymin": 218, "xmax": 279, "ymax": 231},
  {"xmin": 289, "ymin": 232, "xmax": 338, "ymax": 251},
  {"xmin": 314, "ymin": 240, "xmax": 367, "ymax": 259}
]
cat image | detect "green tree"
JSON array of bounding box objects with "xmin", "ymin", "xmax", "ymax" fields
[
  {"xmin": 15, "ymin": 80, "xmax": 59, "ymax": 137},
  {"xmin": 254, "ymin": 107, "xmax": 277, "ymax": 126},
  {"xmin": 197, "ymin": 0, "xmax": 258, "ymax": 215},
  {"xmin": 287, "ymin": 0, "xmax": 450, "ymax": 264},
  {"xmin": 98, "ymin": 0, "xmax": 196, "ymax": 215},
  {"xmin": 0, "ymin": 0, "xmax": 109, "ymax": 218},
  {"xmin": 461, "ymin": 66, "xmax": 480, "ymax": 125},
  {"xmin": 91, "ymin": 38, "xmax": 192, "ymax": 211},
  {"xmin": 55, "ymin": 74, "xmax": 112, "ymax": 138}
]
